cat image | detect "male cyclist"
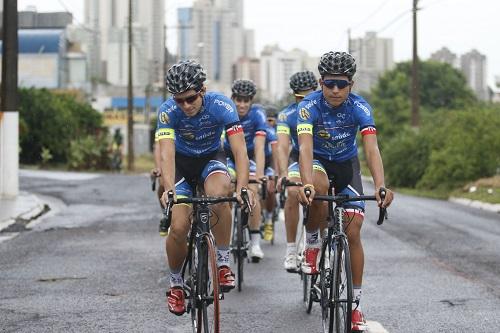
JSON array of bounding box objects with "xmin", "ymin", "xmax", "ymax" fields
[
  {"xmin": 296, "ymin": 52, "xmax": 394, "ymax": 331},
  {"xmin": 157, "ymin": 60, "xmax": 251, "ymax": 316},
  {"xmin": 276, "ymin": 70, "xmax": 318, "ymax": 272},
  {"xmin": 262, "ymin": 106, "xmax": 279, "ymax": 242},
  {"xmin": 224, "ymin": 79, "xmax": 267, "ymax": 261}
]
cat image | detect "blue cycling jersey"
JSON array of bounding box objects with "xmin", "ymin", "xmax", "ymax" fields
[
  {"xmin": 156, "ymin": 92, "xmax": 240, "ymax": 156},
  {"xmin": 264, "ymin": 125, "xmax": 277, "ymax": 157},
  {"xmin": 296, "ymin": 91, "xmax": 376, "ymax": 162},
  {"xmin": 224, "ymin": 104, "xmax": 267, "ymax": 153},
  {"xmin": 276, "ymin": 102, "xmax": 300, "ymax": 153}
]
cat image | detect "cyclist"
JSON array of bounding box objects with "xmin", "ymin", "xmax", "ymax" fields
[
  {"xmin": 262, "ymin": 105, "xmax": 279, "ymax": 241},
  {"xmin": 157, "ymin": 60, "xmax": 252, "ymax": 316},
  {"xmin": 276, "ymin": 70, "xmax": 318, "ymax": 272},
  {"xmin": 224, "ymin": 79, "xmax": 267, "ymax": 261},
  {"xmin": 296, "ymin": 51, "xmax": 394, "ymax": 331}
]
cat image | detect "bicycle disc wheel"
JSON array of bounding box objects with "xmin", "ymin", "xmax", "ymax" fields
[
  {"xmin": 197, "ymin": 234, "xmax": 220, "ymax": 333},
  {"xmin": 320, "ymin": 240, "xmax": 331, "ymax": 333},
  {"xmin": 330, "ymin": 237, "xmax": 352, "ymax": 333}
]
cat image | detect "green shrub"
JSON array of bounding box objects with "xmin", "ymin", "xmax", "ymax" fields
[
  {"xmin": 67, "ymin": 132, "xmax": 111, "ymax": 170},
  {"xmin": 383, "ymin": 127, "xmax": 430, "ymax": 187}
]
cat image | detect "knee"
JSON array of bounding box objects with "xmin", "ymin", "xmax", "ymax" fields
[
  {"xmin": 345, "ymin": 216, "xmax": 363, "ymax": 245},
  {"xmin": 168, "ymin": 220, "xmax": 189, "ymax": 242}
]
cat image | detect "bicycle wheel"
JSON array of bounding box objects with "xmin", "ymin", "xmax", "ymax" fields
[
  {"xmin": 188, "ymin": 244, "xmax": 199, "ymax": 333},
  {"xmin": 303, "ymin": 272, "xmax": 316, "ymax": 314},
  {"xmin": 330, "ymin": 237, "xmax": 352, "ymax": 333},
  {"xmin": 236, "ymin": 208, "xmax": 245, "ymax": 292},
  {"xmin": 320, "ymin": 239, "xmax": 331, "ymax": 333},
  {"xmin": 197, "ymin": 234, "xmax": 220, "ymax": 333}
]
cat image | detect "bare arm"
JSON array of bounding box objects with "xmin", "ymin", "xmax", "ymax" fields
[
  {"xmin": 277, "ymin": 133, "xmax": 290, "ymax": 178},
  {"xmin": 362, "ymin": 134, "xmax": 394, "ymax": 207},
  {"xmin": 228, "ymin": 132, "xmax": 249, "ymax": 193},
  {"xmin": 298, "ymin": 133, "xmax": 315, "ymax": 203},
  {"xmin": 159, "ymin": 138, "xmax": 176, "ymax": 197},
  {"xmin": 254, "ymin": 135, "xmax": 266, "ymax": 179}
]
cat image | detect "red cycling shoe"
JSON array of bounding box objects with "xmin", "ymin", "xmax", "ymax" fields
[
  {"xmin": 351, "ymin": 308, "xmax": 368, "ymax": 331},
  {"xmin": 301, "ymin": 247, "xmax": 320, "ymax": 275},
  {"xmin": 218, "ymin": 266, "xmax": 235, "ymax": 292},
  {"xmin": 167, "ymin": 287, "xmax": 185, "ymax": 316}
]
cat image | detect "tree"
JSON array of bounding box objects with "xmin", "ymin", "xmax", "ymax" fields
[{"xmin": 371, "ymin": 61, "xmax": 477, "ymax": 142}]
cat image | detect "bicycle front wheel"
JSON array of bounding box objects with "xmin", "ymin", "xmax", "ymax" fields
[
  {"xmin": 320, "ymin": 239, "xmax": 331, "ymax": 333},
  {"xmin": 197, "ymin": 234, "xmax": 220, "ymax": 333},
  {"xmin": 235, "ymin": 208, "xmax": 245, "ymax": 292},
  {"xmin": 330, "ymin": 237, "xmax": 352, "ymax": 333}
]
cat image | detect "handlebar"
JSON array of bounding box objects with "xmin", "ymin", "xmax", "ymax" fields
[
  {"xmin": 163, "ymin": 188, "xmax": 252, "ymax": 227},
  {"xmin": 302, "ymin": 187, "xmax": 388, "ymax": 225},
  {"xmin": 278, "ymin": 177, "xmax": 303, "ymax": 208},
  {"xmin": 248, "ymin": 177, "xmax": 268, "ymax": 200},
  {"xmin": 150, "ymin": 175, "xmax": 157, "ymax": 191}
]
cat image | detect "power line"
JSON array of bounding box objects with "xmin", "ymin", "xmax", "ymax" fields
[
  {"xmin": 350, "ymin": 0, "xmax": 391, "ymax": 32},
  {"xmin": 377, "ymin": 9, "xmax": 412, "ymax": 34}
]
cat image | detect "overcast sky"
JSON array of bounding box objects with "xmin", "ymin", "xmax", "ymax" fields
[{"xmin": 18, "ymin": 0, "xmax": 500, "ymax": 84}]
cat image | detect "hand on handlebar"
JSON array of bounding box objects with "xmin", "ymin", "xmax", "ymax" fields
[
  {"xmin": 298, "ymin": 185, "xmax": 315, "ymax": 206},
  {"xmin": 376, "ymin": 186, "xmax": 394, "ymax": 208},
  {"xmin": 150, "ymin": 167, "xmax": 161, "ymax": 178},
  {"xmin": 161, "ymin": 189, "xmax": 177, "ymax": 208}
]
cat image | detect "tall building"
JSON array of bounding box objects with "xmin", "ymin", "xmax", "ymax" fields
[
  {"xmin": 349, "ymin": 31, "xmax": 394, "ymax": 93},
  {"xmin": 83, "ymin": 0, "xmax": 165, "ymax": 87},
  {"xmin": 259, "ymin": 45, "xmax": 313, "ymax": 103},
  {"xmin": 430, "ymin": 47, "xmax": 458, "ymax": 68},
  {"xmin": 460, "ymin": 49, "xmax": 488, "ymax": 101},
  {"xmin": 177, "ymin": 0, "xmax": 254, "ymax": 94},
  {"xmin": 0, "ymin": 7, "xmax": 72, "ymax": 30}
]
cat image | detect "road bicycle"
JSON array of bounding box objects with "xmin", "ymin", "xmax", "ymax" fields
[
  {"xmin": 302, "ymin": 183, "xmax": 388, "ymax": 333},
  {"xmin": 163, "ymin": 189, "xmax": 251, "ymax": 333}
]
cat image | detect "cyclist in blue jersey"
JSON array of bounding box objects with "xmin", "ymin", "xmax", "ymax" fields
[
  {"xmin": 262, "ymin": 106, "xmax": 279, "ymax": 241},
  {"xmin": 157, "ymin": 60, "xmax": 253, "ymax": 316},
  {"xmin": 296, "ymin": 52, "xmax": 394, "ymax": 331},
  {"xmin": 276, "ymin": 70, "xmax": 318, "ymax": 272},
  {"xmin": 224, "ymin": 79, "xmax": 267, "ymax": 261}
]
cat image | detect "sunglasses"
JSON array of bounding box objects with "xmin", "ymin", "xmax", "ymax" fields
[
  {"xmin": 322, "ymin": 79, "xmax": 351, "ymax": 90},
  {"xmin": 294, "ymin": 93, "xmax": 306, "ymax": 99},
  {"xmin": 174, "ymin": 91, "xmax": 201, "ymax": 105}
]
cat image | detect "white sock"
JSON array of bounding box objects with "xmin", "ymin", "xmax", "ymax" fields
[
  {"xmin": 286, "ymin": 242, "xmax": 296, "ymax": 256},
  {"xmin": 305, "ymin": 229, "xmax": 320, "ymax": 248},
  {"xmin": 353, "ymin": 287, "xmax": 362, "ymax": 310},
  {"xmin": 217, "ymin": 247, "xmax": 230, "ymax": 268},
  {"xmin": 250, "ymin": 230, "xmax": 261, "ymax": 246},
  {"xmin": 265, "ymin": 210, "xmax": 273, "ymax": 221},
  {"xmin": 170, "ymin": 270, "xmax": 183, "ymax": 288}
]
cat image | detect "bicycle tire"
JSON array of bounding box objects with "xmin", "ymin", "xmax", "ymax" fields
[
  {"xmin": 320, "ymin": 239, "xmax": 331, "ymax": 333},
  {"xmin": 236, "ymin": 208, "xmax": 245, "ymax": 292},
  {"xmin": 330, "ymin": 237, "xmax": 352, "ymax": 333},
  {"xmin": 303, "ymin": 273, "xmax": 316, "ymax": 314},
  {"xmin": 188, "ymin": 244, "xmax": 199, "ymax": 333},
  {"xmin": 197, "ymin": 234, "xmax": 220, "ymax": 333}
]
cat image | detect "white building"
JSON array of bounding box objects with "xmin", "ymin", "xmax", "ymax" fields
[
  {"xmin": 259, "ymin": 45, "xmax": 315, "ymax": 103},
  {"xmin": 460, "ymin": 49, "xmax": 488, "ymax": 101},
  {"xmin": 177, "ymin": 0, "xmax": 254, "ymax": 94},
  {"xmin": 83, "ymin": 0, "xmax": 165, "ymax": 87},
  {"xmin": 430, "ymin": 47, "xmax": 458, "ymax": 68},
  {"xmin": 349, "ymin": 31, "xmax": 394, "ymax": 93}
]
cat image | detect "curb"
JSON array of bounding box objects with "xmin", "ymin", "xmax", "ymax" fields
[
  {"xmin": 0, "ymin": 193, "xmax": 47, "ymax": 233},
  {"xmin": 449, "ymin": 197, "xmax": 500, "ymax": 214}
]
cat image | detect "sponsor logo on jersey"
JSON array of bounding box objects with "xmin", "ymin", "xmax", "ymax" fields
[
  {"xmin": 195, "ymin": 130, "xmax": 216, "ymax": 141},
  {"xmin": 214, "ymin": 99, "xmax": 234, "ymax": 112},
  {"xmin": 317, "ymin": 130, "xmax": 330, "ymax": 139},
  {"xmin": 278, "ymin": 113, "xmax": 287, "ymax": 121},
  {"xmin": 180, "ymin": 132, "xmax": 195, "ymax": 140},
  {"xmin": 160, "ymin": 112, "xmax": 169, "ymax": 124},
  {"xmin": 354, "ymin": 101, "xmax": 371, "ymax": 116},
  {"xmin": 299, "ymin": 108, "xmax": 310, "ymax": 120},
  {"xmin": 333, "ymin": 132, "xmax": 350, "ymax": 140}
]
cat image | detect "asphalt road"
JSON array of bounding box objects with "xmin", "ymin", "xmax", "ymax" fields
[{"xmin": 0, "ymin": 171, "xmax": 499, "ymax": 332}]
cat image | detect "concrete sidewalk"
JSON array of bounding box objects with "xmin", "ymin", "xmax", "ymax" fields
[{"xmin": 0, "ymin": 192, "xmax": 46, "ymax": 233}]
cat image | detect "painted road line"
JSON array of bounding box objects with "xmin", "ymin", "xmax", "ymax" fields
[{"xmin": 368, "ymin": 320, "xmax": 389, "ymax": 333}]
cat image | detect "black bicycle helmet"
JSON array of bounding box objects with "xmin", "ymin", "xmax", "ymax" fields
[
  {"xmin": 318, "ymin": 51, "xmax": 356, "ymax": 78},
  {"xmin": 289, "ymin": 71, "xmax": 318, "ymax": 92},
  {"xmin": 264, "ymin": 104, "xmax": 279, "ymax": 118},
  {"xmin": 165, "ymin": 59, "xmax": 206, "ymax": 94},
  {"xmin": 231, "ymin": 79, "xmax": 257, "ymax": 97}
]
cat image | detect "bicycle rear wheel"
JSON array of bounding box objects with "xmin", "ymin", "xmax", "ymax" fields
[
  {"xmin": 330, "ymin": 237, "xmax": 352, "ymax": 333},
  {"xmin": 319, "ymin": 238, "xmax": 333, "ymax": 333},
  {"xmin": 197, "ymin": 234, "xmax": 220, "ymax": 333}
]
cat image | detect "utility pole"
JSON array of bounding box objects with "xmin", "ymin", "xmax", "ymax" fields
[
  {"xmin": 411, "ymin": 0, "xmax": 420, "ymax": 128},
  {"xmin": 163, "ymin": 23, "xmax": 168, "ymax": 101},
  {"xmin": 0, "ymin": 0, "xmax": 19, "ymax": 197},
  {"xmin": 127, "ymin": 0, "xmax": 135, "ymax": 171}
]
